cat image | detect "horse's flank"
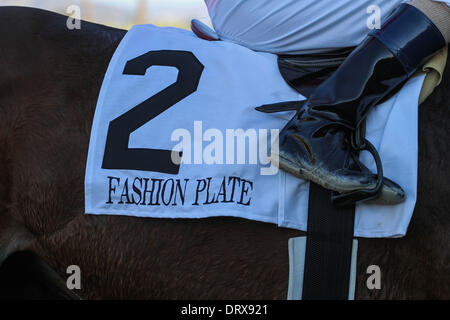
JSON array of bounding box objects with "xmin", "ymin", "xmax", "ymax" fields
[{"xmin": 0, "ymin": 6, "xmax": 448, "ymax": 299}]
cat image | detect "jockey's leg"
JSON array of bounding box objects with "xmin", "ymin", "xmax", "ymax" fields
[
  {"xmin": 204, "ymin": 0, "xmax": 397, "ymax": 54},
  {"xmin": 274, "ymin": 3, "xmax": 446, "ymax": 204},
  {"xmin": 204, "ymin": 0, "xmax": 448, "ymax": 54}
]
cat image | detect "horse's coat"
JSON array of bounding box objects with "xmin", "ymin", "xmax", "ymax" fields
[{"xmin": 0, "ymin": 7, "xmax": 449, "ymax": 299}]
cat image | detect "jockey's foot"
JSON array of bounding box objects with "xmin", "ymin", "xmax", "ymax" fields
[{"xmin": 271, "ymin": 113, "xmax": 406, "ymax": 205}]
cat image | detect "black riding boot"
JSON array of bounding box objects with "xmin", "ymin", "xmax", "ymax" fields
[{"xmin": 273, "ymin": 4, "xmax": 446, "ymax": 205}]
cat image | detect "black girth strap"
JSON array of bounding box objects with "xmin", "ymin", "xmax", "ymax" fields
[{"xmin": 302, "ymin": 182, "xmax": 356, "ymax": 300}]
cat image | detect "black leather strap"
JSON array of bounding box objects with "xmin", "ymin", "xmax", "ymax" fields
[
  {"xmin": 255, "ymin": 100, "xmax": 306, "ymax": 113},
  {"xmin": 302, "ymin": 182, "xmax": 356, "ymax": 300},
  {"xmin": 277, "ymin": 47, "xmax": 354, "ymax": 98}
]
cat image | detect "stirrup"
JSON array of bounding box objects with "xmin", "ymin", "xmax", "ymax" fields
[
  {"xmin": 331, "ymin": 138, "xmax": 384, "ymax": 207},
  {"xmin": 256, "ymin": 102, "xmax": 385, "ymax": 207}
]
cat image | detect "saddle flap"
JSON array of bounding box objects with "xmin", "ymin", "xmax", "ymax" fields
[{"xmin": 278, "ymin": 47, "xmax": 355, "ymax": 97}]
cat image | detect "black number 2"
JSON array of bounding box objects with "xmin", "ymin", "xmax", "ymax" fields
[{"xmin": 102, "ymin": 50, "xmax": 204, "ymax": 174}]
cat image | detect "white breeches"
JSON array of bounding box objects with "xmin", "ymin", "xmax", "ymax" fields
[{"xmin": 204, "ymin": 0, "xmax": 450, "ymax": 54}]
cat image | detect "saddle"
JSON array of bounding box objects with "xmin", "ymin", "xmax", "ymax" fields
[{"xmin": 191, "ymin": 18, "xmax": 354, "ymax": 99}]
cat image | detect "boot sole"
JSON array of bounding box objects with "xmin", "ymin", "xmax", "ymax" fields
[
  {"xmin": 271, "ymin": 152, "xmax": 405, "ymax": 205},
  {"xmin": 270, "ymin": 151, "xmax": 363, "ymax": 192}
]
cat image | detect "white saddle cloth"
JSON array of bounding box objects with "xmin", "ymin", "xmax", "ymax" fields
[{"xmin": 85, "ymin": 24, "xmax": 424, "ymax": 238}]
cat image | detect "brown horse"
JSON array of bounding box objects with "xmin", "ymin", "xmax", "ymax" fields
[{"xmin": 0, "ymin": 6, "xmax": 448, "ymax": 299}]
